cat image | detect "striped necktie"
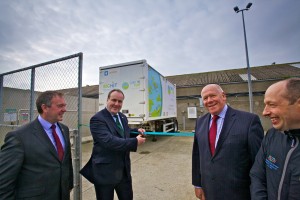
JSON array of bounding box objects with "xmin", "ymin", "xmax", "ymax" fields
[
  {"xmin": 114, "ymin": 115, "xmax": 124, "ymax": 137},
  {"xmin": 51, "ymin": 124, "xmax": 64, "ymax": 161}
]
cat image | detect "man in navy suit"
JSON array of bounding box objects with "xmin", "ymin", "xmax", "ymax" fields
[
  {"xmin": 0, "ymin": 91, "xmax": 73, "ymax": 200},
  {"xmin": 80, "ymin": 89, "xmax": 146, "ymax": 200},
  {"xmin": 192, "ymin": 84, "xmax": 264, "ymax": 200}
]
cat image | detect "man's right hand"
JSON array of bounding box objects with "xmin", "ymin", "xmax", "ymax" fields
[
  {"xmin": 136, "ymin": 134, "xmax": 146, "ymax": 145},
  {"xmin": 195, "ymin": 188, "xmax": 205, "ymax": 200}
]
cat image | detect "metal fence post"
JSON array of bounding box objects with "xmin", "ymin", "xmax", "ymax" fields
[
  {"xmin": 72, "ymin": 129, "xmax": 82, "ymax": 200},
  {"xmin": 73, "ymin": 52, "xmax": 83, "ymax": 200}
]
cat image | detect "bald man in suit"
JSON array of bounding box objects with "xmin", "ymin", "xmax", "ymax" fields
[{"xmin": 192, "ymin": 84, "xmax": 264, "ymax": 200}]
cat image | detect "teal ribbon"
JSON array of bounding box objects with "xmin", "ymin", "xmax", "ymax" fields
[
  {"xmin": 79, "ymin": 124, "xmax": 194, "ymax": 137},
  {"xmin": 132, "ymin": 132, "xmax": 194, "ymax": 137}
]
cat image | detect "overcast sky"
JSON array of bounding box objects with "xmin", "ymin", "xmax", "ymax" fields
[{"xmin": 1, "ymin": 0, "xmax": 299, "ymax": 86}]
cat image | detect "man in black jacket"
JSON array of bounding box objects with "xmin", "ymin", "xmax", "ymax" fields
[{"xmin": 250, "ymin": 78, "xmax": 300, "ymax": 200}]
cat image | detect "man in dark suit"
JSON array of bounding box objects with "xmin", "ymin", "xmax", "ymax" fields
[
  {"xmin": 80, "ymin": 89, "xmax": 146, "ymax": 200},
  {"xmin": 0, "ymin": 91, "xmax": 73, "ymax": 200},
  {"xmin": 192, "ymin": 84, "xmax": 264, "ymax": 200}
]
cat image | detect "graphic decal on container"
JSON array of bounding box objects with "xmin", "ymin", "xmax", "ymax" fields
[{"xmin": 148, "ymin": 68, "xmax": 162, "ymax": 117}]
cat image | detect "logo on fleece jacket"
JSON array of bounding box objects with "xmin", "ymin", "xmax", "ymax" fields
[{"xmin": 265, "ymin": 155, "xmax": 279, "ymax": 170}]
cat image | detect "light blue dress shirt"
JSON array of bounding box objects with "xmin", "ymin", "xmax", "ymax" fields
[
  {"xmin": 38, "ymin": 115, "xmax": 65, "ymax": 150},
  {"xmin": 209, "ymin": 104, "xmax": 228, "ymax": 148}
]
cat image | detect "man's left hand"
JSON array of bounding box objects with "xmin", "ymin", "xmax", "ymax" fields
[{"xmin": 137, "ymin": 128, "xmax": 145, "ymax": 136}]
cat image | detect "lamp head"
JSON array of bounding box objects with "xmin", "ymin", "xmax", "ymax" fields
[
  {"xmin": 246, "ymin": 3, "xmax": 252, "ymax": 9},
  {"xmin": 233, "ymin": 6, "xmax": 239, "ymax": 13}
]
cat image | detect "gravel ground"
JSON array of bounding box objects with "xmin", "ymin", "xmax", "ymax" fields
[{"xmin": 77, "ymin": 135, "xmax": 197, "ymax": 200}]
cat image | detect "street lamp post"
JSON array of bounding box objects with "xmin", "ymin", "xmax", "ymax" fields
[{"xmin": 234, "ymin": 3, "xmax": 254, "ymax": 113}]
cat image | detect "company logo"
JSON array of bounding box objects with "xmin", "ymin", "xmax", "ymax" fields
[
  {"xmin": 268, "ymin": 155, "xmax": 276, "ymax": 163},
  {"xmin": 168, "ymin": 85, "xmax": 174, "ymax": 94},
  {"xmin": 130, "ymin": 80, "xmax": 141, "ymax": 88},
  {"xmin": 122, "ymin": 82, "xmax": 129, "ymax": 90},
  {"xmin": 103, "ymin": 82, "xmax": 117, "ymax": 89},
  {"xmin": 103, "ymin": 70, "xmax": 118, "ymax": 76},
  {"xmin": 265, "ymin": 155, "xmax": 279, "ymax": 170}
]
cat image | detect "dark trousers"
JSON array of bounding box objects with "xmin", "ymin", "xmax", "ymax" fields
[{"xmin": 94, "ymin": 177, "xmax": 133, "ymax": 200}]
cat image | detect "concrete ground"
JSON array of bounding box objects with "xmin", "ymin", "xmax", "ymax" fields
[{"xmin": 77, "ymin": 135, "xmax": 197, "ymax": 200}]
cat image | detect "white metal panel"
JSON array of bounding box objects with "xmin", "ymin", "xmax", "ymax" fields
[
  {"xmin": 187, "ymin": 107, "xmax": 197, "ymax": 119},
  {"xmin": 99, "ymin": 61, "xmax": 146, "ymax": 121},
  {"xmin": 162, "ymin": 78, "xmax": 177, "ymax": 118},
  {"xmin": 99, "ymin": 63, "xmax": 146, "ymax": 117},
  {"xmin": 99, "ymin": 60, "xmax": 177, "ymax": 124}
]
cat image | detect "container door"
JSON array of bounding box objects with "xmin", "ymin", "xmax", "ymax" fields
[{"xmin": 99, "ymin": 62, "xmax": 146, "ymax": 123}]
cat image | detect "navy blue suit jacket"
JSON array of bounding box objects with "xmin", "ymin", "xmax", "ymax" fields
[
  {"xmin": 80, "ymin": 108, "xmax": 138, "ymax": 185},
  {"xmin": 192, "ymin": 106, "xmax": 264, "ymax": 200},
  {"xmin": 0, "ymin": 118, "xmax": 73, "ymax": 200}
]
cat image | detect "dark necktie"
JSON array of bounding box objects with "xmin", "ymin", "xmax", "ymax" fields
[
  {"xmin": 114, "ymin": 115, "xmax": 124, "ymax": 137},
  {"xmin": 209, "ymin": 115, "xmax": 219, "ymax": 155},
  {"xmin": 51, "ymin": 124, "xmax": 64, "ymax": 161}
]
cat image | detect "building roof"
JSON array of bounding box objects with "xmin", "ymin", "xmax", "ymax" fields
[
  {"xmin": 61, "ymin": 62, "xmax": 300, "ymax": 98},
  {"xmin": 58, "ymin": 84, "xmax": 99, "ymax": 99},
  {"xmin": 166, "ymin": 62, "xmax": 300, "ymax": 87}
]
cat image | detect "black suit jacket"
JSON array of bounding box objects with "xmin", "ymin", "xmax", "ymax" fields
[
  {"xmin": 80, "ymin": 108, "xmax": 138, "ymax": 185},
  {"xmin": 0, "ymin": 118, "xmax": 73, "ymax": 200},
  {"xmin": 192, "ymin": 106, "xmax": 264, "ymax": 200}
]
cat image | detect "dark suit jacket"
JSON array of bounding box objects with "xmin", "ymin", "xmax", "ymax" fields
[
  {"xmin": 192, "ymin": 106, "xmax": 264, "ymax": 200},
  {"xmin": 0, "ymin": 118, "xmax": 73, "ymax": 200},
  {"xmin": 80, "ymin": 108, "xmax": 138, "ymax": 185}
]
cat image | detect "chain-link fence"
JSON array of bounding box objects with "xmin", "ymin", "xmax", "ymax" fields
[{"xmin": 0, "ymin": 52, "xmax": 83, "ymax": 200}]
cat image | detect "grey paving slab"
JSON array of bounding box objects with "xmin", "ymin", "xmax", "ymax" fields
[{"xmin": 74, "ymin": 135, "xmax": 197, "ymax": 200}]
